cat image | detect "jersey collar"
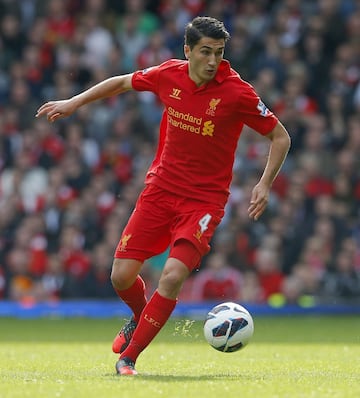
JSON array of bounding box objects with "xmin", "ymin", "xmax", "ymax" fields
[{"xmin": 214, "ymin": 60, "xmax": 231, "ymax": 83}]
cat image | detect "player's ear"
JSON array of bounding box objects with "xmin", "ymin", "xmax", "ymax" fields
[{"xmin": 184, "ymin": 44, "xmax": 190, "ymax": 60}]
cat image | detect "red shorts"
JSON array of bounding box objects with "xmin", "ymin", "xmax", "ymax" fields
[{"xmin": 114, "ymin": 184, "xmax": 224, "ymax": 270}]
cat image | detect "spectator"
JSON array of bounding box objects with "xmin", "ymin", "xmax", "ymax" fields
[
  {"xmin": 86, "ymin": 242, "xmax": 117, "ymax": 298},
  {"xmin": 80, "ymin": 13, "xmax": 115, "ymax": 70},
  {"xmin": 116, "ymin": 13, "xmax": 148, "ymax": 72},
  {"xmin": 320, "ymin": 248, "xmax": 360, "ymax": 300},
  {"xmin": 58, "ymin": 224, "xmax": 92, "ymax": 298},
  {"xmin": 7, "ymin": 79, "xmax": 39, "ymax": 130},
  {"xmin": 191, "ymin": 252, "xmax": 243, "ymax": 302},
  {"xmin": 0, "ymin": 141, "xmax": 48, "ymax": 213},
  {"xmin": 38, "ymin": 253, "xmax": 65, "ymax": 300},
  {"xmin": 6, "ymin": 247, "xmax": 35, "ymax": 302},
  {"xmin": 44, "ymin": 0, "xmax": 75, "ymax": 46},
  {"xmin": 136, "ymin": 30, "xmax": 173, "ymax": 70},
  {"xmin": 0, "ymin": 13, "xmax": 26, "ymax": 71},
  {"xmin": 253, "ymin": 242, "xmax": 285, "ymax": 302}
]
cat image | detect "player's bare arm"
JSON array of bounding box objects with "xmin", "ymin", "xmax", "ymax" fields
[
  {"xmin": 248, "ymin": 121, "xmax": 291, "ymax": 221},
  {"xmin": 35, "ymin": 73, "xmax": 134, "ymax": 122}
]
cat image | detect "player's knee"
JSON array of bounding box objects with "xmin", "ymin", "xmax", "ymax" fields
[
  {"xmin": 110, "ymin": 258, "xmax": 138, "ymax": 291},
  {"xmin": 160, "ymin": 268, "xmax": 182, "ymax": 290},
  {"xmin": 110, "ymin": 266, "xmax": 125, "ymax": 290},
  {"xmin": 158, "ymin": 260, "xmax": 190, "ymax": 298}
]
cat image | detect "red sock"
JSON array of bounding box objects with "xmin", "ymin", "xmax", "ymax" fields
[
  {"xmin": 120, "ymin": 290, "xmax": 177, "ymax": 362},
  {"xmin": 114, "ymin": 276, "xmax": 147, "ymax": 322}
]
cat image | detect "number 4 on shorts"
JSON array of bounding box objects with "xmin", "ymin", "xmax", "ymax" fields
[{"xmin": 198, "ymin": 213, "xmax": 212, "ymax": 233}]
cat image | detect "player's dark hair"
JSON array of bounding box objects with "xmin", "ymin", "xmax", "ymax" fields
[{"xmin": 185, "ymin": 16, "xmax": 230, "ymax": 49}]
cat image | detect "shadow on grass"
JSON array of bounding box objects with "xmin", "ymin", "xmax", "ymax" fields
[{"xmin": 107, "ymin": 373, "xmax": 260, "ymax": 382}]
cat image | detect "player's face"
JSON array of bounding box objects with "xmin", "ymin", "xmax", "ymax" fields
[{"xmin": 184, "ymin": 37, "xmax": 225, "ymax": 86}]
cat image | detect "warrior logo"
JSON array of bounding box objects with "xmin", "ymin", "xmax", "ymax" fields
[{"xmin": 170, "ymin": 88, "xmax": 182, "ymax": 100}]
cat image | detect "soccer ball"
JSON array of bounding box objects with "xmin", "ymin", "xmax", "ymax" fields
[{"xmin": 203, "ymin": 302, "xmax": 254, "ymax": 352}]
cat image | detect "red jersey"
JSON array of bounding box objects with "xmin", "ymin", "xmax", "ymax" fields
[{"xmin": 132, "ymin": 59, "xmax": 278, "ymax": 206}]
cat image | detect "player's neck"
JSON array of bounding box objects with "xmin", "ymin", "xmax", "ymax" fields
[{"xmin": 188, "ymin": 71, "xmax": 207, "ymax": 87}]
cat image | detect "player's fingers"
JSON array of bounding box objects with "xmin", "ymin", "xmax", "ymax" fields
[
  {"xmin": 48, "ymin": 112, "xmax": 62, "ymax": 123},
  {"xmin": 253, "ymin": 206, "xmax": 265, "ymax": 221},
  {"xmin": 37, "ymin": 101, "xmax": 54, "ymax": 112},
  {"xmin": 35, "ymin": 102, "xmax": 55, "ymax": 117},
  {"xmin": 248, "ymin": 200, "xmax": 267, "ymax": 220},
  {"xmin": 248, "ymin": 208, "xmax": 258, "ymax": 220},
  {"xmin": 248, "ymin": 197, "xmax": 264, "ymax": 211}
]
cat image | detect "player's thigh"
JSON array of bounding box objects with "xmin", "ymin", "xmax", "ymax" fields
[{"xmin": 114, "ymin": 185, "xmax": 173, "ymax": 260}]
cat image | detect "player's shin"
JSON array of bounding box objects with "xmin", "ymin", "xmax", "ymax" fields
[
  {"xmin": 119, "ymin": 290, "xmax": 177, "ymax": 362},
  {"xmin": 113, "ymin": 275, "xmax": 147, "ymax": 322}
]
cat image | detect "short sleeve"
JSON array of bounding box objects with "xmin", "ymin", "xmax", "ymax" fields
[
  {"xmin": 132, "ymin": 65, "xmax": 161, "ymax": 93},
  {"xmin": 237, "ymin": 81, "xmax": 278, "ymax": 135}
]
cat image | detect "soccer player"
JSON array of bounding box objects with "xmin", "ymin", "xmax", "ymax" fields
[{"xmin": 36, "ymin": 16, "xmax": 291, "ymax": 375}]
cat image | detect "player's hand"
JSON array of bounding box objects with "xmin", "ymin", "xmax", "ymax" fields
[
  {"xmin": 35, "ymin": 99, "xmax": 77, "ymax": 122},
  {"xmin": 248, "ymin": 182, "xmax": 269, "ymax": 221}
]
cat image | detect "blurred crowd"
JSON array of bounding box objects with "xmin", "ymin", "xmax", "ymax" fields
[{"xmin": 0, "ymin": 0, "xmax": 360, "ymax": 305}]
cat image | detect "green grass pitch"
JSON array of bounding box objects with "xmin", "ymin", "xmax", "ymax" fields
[{"xmin": 0, "ymin": 315, "xmax": 359, "ymax": 398}]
